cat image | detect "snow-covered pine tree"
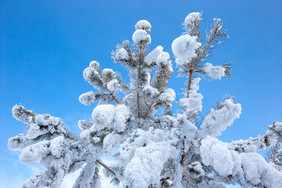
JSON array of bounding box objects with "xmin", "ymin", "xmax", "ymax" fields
[{"xmin": 8, "ymin": 12, "xmax": 282, "ymax": 188}]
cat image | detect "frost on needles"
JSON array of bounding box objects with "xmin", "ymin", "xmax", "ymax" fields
[{"xmin": 8, "ymin": 12, "xmax": 282, "ymax": 188}]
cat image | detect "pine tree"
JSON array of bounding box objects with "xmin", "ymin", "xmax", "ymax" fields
[{"xmin": 8, "ymin": 12, "xmax": 282, "ymax": 188}]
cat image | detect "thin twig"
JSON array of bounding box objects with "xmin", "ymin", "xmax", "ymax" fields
[
  {"xmin": 73, "ymin": 159, "xmax": 117, "ymax": 177},
  {"xmin": 160, "ymin": 177, "xmax": 170, "ymax": 181},
  {"xmin": 96, "ymin": 159, "xmax": 116, "ymax": 176},
  {"xmin": 186, "ymin": 31, "xmax": 217, "ymax": 98},
  {"xmin": 160, "ymin": 177, "xmax": 170, "ymax": 188},
  {"xmin": 106, "ymin": 88, "xmax": 119, "ymax": 104},
  {"xmin": 191, "ymin": 28, "xmax": 218, "ymax": 71},
  {"xmin": 144, "ymin": 101, "xmax": 154, "ymax": 119}
]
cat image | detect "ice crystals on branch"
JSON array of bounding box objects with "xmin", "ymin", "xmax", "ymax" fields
[
  {"xmin": 184, "ymin": 12, "xmax": 202, "ymax": 28},
  {"xmin": 115, "ymin": 48, "xmax": 129, "ymax": 61},
  {"xmin": 79, "ymin": 91, "xmax": 99, "ymax": 105}
]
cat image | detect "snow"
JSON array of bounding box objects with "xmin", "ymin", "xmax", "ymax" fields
[
  {"xmin": 35, "ymin": 114, "xmax": 61, "ymax": 126},
  {"xmin": 50, "ymin": 136, "xmax": 66, "ymax": 158},
  {"xmin": 83, "ymin": 67, "xmax": 99, "ymax": 82},
  {"xmin": 202, "ymin": 63, "xmax": 226, "ymax": 79},
  {"xmin": 114, "ymin": 104, "xmax": 130, "ymax": 132},
  {"xmin": 180, "ymin": 77, "xmax": 203, "ymax": 116},
  {"xmin": 155, "ymin": 51, "xmax": 173, "ymax": 73},
  {"xmin": 179, "ymin": 94, "xmax": 202, "ymax": 112},
  {"xmin": 107, "ymin": 79, "xmax": 121, "ymax": 91},
  {"xmin": 157, "ymin": 115, "xmax": 178, "ymax": 129},
  {"xmin": 117, "ymin": 129, "xmax": 148, "ymax": 165},
  {"xmin": 19, "ymin": 140, "xmax": 50, "ymax": 164},
  {"xmin": 73, "ymin": 162, "xmax": 100, "ymax": 188},
  {"xmin": 200, "ymin": 136, "xmax": 237, "ymax": 176},
  {"xmin": 200, "ymin": 136, "xmax": 282, "ymax": 187},
  {"xmin": 164, "ymin": 88, "xmax": 176, "ymax": 99},
  {"xmin": 12, "ymin": 105, "xmax": 34, "ymax": 123},
  {"xmin": 270, "ymin": 121, "xmax": 282, "ymax": 134},
  {"xmin": 115, "ymin": 48, "xmax": 129, "ymax": 61},
  {"xmin": 118, "ymin": 128, "xmax": 178, "ymax": 187},
  {"xmin": 178, "ymin": 113, "xmax": 198, "ymax": 140},
  {"xmin": 103, "ymin": 133, "xmax": 122, "ymax": 155},
  {"xmin": 171, "ymin": 35, "xmax": 201, "ymax": 66},
  {"xmin": 102, "ymin": 68, "xmax": 115, "ymax": 83},
  {"xmin": 8, "ymin": 134, "xmax": 33, "ymax": 151},
  {"xmin": 187, "ymin": 161, "xmax": 205, "ymax": 180},
  {"xmin": 159, "ymin": 90, "xmax": 175, "ymax": 108},
  {"xmin": 144, "ymin": 45, "xmax": 163, "ymax": 65},
  {"xmin": 198, "ymin": 181, "xmax": 226, "ymax": 188},
  {"xmin": 80, "ymin": 129, "xmax": 90, "ymax": 141},
  {"xmin": 92, "ymin": 104, "xmax": 130, "ymax": 131},
  {"xmin": 132, "ymin": 29, "xmax": 151, "ymax": 44},
  {"xmin": 78, "ymin": 120, "xmax": 93, "ymax": 131},
  {"xmin": 173, "ymin": 164, "xmax": 184, "ymax": 188},
  {"xmin": 117, "ymin": 128, "xmax": 178, "ymax": 165},
  {"xmin": 156, "ymin": 52, "xmax": 171, "ymax": 66},
  {"xmin": 21, "ymin": 114, "xmax": 64, "ymax": 139},
  {"xmin": 8, "ymin": 13, "xmax": 282, "ymax": 188},
  {"xmin": 89, "ymin": 61, "xmax": 100, "ymax": 71},
  {"xmin": 22, "ymin": 175, "xmax": 41, "ymax": 188},
  {"xmin": 143, "ymin": 85, "xmax": 160, "ymax": 98},
  {"xmin": 92, "ymin": 105, "xmax": 115, "ymax": 128},
  {"xmin": 135, "ymin": 20, "xmax": 151, "ymax": 31},
  {"xmin": 184, "ymin": 12, "xmax": 202, "ymax": 28},
  {"xmin": 200, "ymin": 98, "xmax": 242, "ymax": 138},
  {"xmin": 26, "ymin": 123, "xmax": 49, "ymax": 139},
  {"xmin": 79, "ymin": 91, "xmax": 98, "ymax": 105},
  {"xmin": 60, "ymin": 158, "xmax": 121, "ymax": 188},
  {"xmin": 229, "ymin": 130, "xmax": 278, "ymax": 153},
  {"xmin": 175, "ymin": 58, "xmax": 187, "ymax": 67},
  {"xmin": 265, "ymin": 130, "xmax": 278, "ymax": 146},
  {"xmin": 240, "ymin": 153, "xmax": 282, "ymax": 188},
  {"xmin": 124, "ymin": 141, "xmax": 175, "ymax": 187}
]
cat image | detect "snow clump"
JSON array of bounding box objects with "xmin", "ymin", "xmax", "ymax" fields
[
  {"xmin": 144, "ymin": 45, "xmax": 164, "ymax": 65},
  {"xmin": 172, "ymin": 35, "xmax": 201, "ymax": 66},
  {"xmin": 135, "ymin": 20, "xmax": 151, "ymax": 31},
  {"xmin": 132, "ymin": 29, "xmax": 151, "ymax": 44},
  {"xmin": 115, "ymin": 48, "xmax": 129, "ymax": 61},
  {"xmin": 202, "ymin": 63, "xmax": 226, "ymax": 79}
]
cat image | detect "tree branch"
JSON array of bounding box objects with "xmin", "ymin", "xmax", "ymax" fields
[
  {"xmin": 192, "ymin": 27, "xmax": 218, "ymax": 72},
  {"xmin": 186, "ymin": 69, "xmax": 193, "ymax": 98},
  {"xmin": 96, "ymin": 159, "xmax": 116, "ymax": 176},
  {"xmin": 180, "ymin": 136, "xmax": 187, "ymax": 165},
  {"xmin": 71, "ymin": 159, "xmax": 117, "ymax": 176},
  {"xmin": 137, "ymin": 46, "xmax": 142, "ymax": 119},
  {"xmin": 106, "ymin": 88, "xmax": 119, "ymax": 104},
  {"xmin": 144, "ymin": 101, "xmax": 154, "ymax": 119}
]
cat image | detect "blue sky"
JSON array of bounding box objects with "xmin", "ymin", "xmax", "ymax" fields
[{"xmin": 1, "ymin": 0, "xmax": 282, "ymax": 187}]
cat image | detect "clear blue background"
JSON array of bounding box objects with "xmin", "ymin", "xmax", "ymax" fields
[{"xmin": 1, "ymin": 0, "xmax": 282, "ymax": 187}]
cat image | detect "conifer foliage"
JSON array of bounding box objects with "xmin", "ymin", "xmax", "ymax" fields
[{"xmin": 8, "ymin": 12, "xmax": 282, "ymax": 188}]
